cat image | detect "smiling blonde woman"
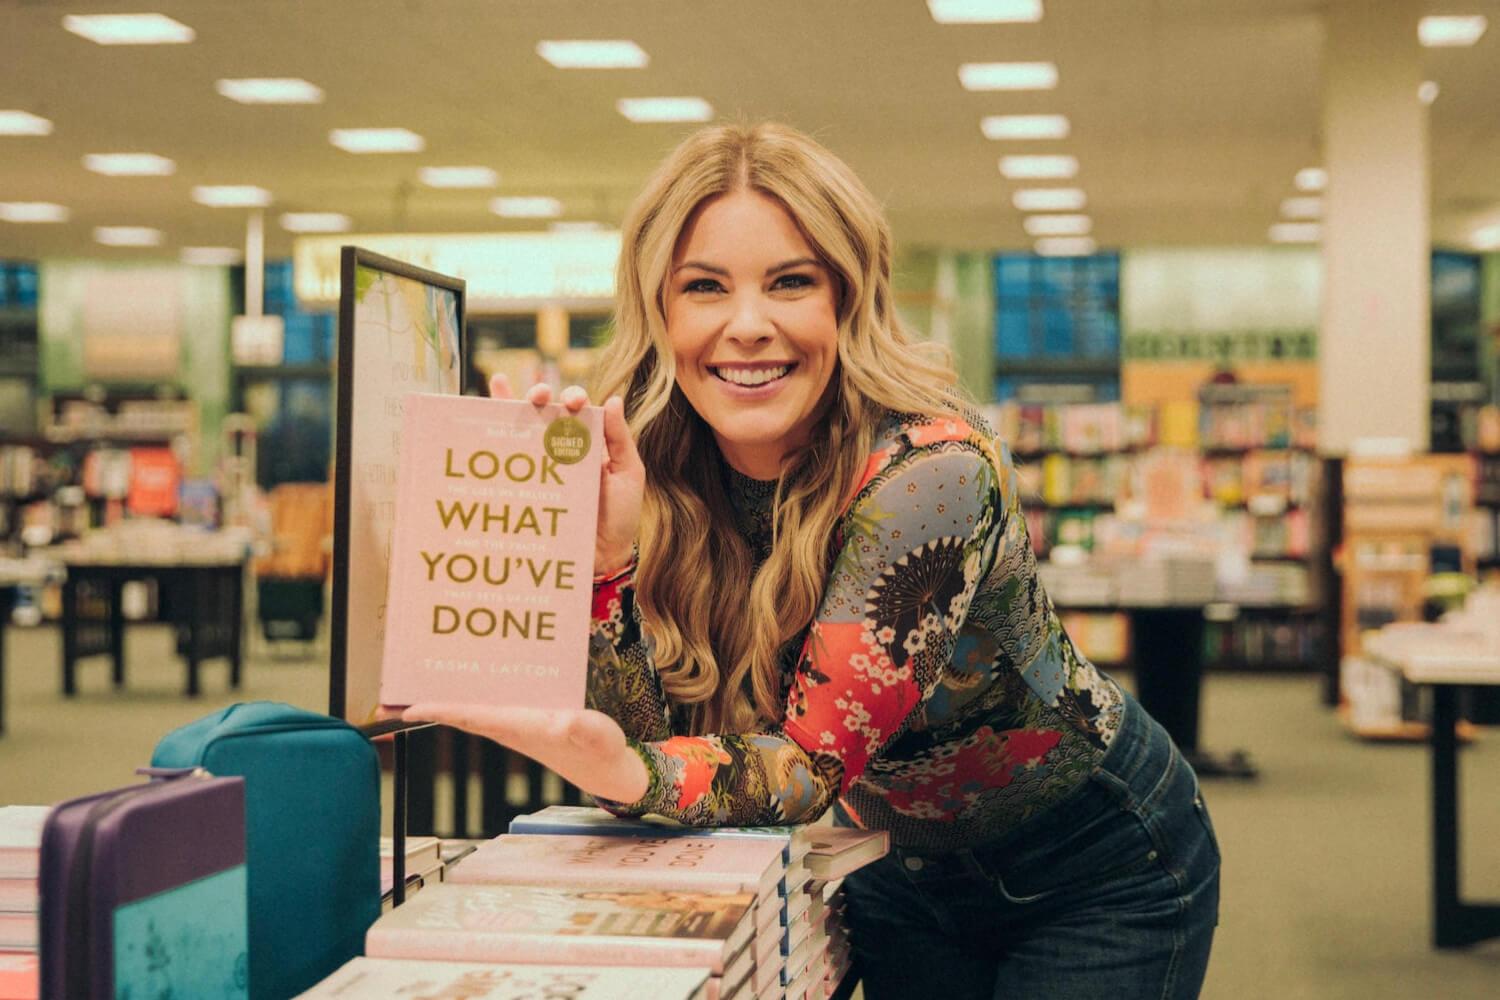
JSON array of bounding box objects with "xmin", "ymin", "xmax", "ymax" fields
[{"xmin": 405, "ymin": 122, "xmax": 1221, "ymax": 999}]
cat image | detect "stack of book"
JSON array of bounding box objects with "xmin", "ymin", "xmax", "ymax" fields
[
  {"xmin": 0, "ymin": 807, "xmax": 46, "ymax": 958},
  {"xmin": 379, "ymin": 835, "xmax": 444, "ymax": 909},
  {"xmin": 301, "ymin": 958, "xmax": 713, "ymax": 999}
]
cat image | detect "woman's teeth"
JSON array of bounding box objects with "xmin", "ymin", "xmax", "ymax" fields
[{"xmin": 714, "ymin": 365, "xmax": 791, "ymax": 387}]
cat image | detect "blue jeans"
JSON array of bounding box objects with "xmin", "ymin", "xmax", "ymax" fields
[{"xmin": 835, "ymin": 693, "xmax": 1220, "ymax": 999}]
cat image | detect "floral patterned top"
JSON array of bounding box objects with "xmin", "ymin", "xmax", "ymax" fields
[{"xmin": 587, "ymin": 409, "xmax": 1125, "ymax": 849}]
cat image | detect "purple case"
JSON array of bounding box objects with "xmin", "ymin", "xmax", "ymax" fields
[{"xmin": 39, "ymin": 769, "xmax": 247, "ymax": 999}]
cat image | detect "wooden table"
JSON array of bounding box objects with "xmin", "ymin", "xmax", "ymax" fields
[{"xmin": 1368, "ymin": 631, "xmax": 1500, "ymax": 948}]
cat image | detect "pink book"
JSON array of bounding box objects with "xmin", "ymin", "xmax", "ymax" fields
[
  {"xmin": 802, "ymin": 828, "xmax": 889, "ymax": 879},
  {"xmin": 0, "ymin": 879, "xmax": 37, "ymax": 913},
  {"xmin": 449, "ymin": 835, "xmax": 786, "ymax": 900},
  {"xmin": 364, "ymin": 883, "xmax": 755, "ymax": 972},
  {"xmin": 299, "ymin": 958, "xmax": 710, "ymax": 1000},
  {"xmin": 380, "ymin": 394, "xmax": 604, "ymax": 709}
]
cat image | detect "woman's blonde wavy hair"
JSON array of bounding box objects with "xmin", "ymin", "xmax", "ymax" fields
[{"xmin": 592, "ymin": 121, "xmax": 962, "ymax": 734}]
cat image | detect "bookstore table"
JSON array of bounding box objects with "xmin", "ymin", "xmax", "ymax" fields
[
  {"xmin": 1367, "ymin": 631, "xmax": 1500, "ymax": 949},
  {"xmin": 55, "ymin": 556, "xmax": 246, "ymax": 698}
]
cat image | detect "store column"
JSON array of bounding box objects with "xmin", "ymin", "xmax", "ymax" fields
[{"xmin": 1318, "ymin": 0, "xmax": 1429, "ymax": 453}]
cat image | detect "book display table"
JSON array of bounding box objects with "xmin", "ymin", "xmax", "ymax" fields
[{"xmin": 1366, "ymin": 627, "xmax": 1500, "ymax": 949}]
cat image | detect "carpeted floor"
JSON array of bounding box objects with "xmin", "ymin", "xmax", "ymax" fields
[{"xmin": 2, "ymin": 622, "xmax": 1497, "ymax": 997}]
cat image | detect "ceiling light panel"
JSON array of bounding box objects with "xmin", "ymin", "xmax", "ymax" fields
[
  {"xmin": 192, "ymin": 185, "xmax": 272, "ymax": 207},
  {"xmin": 0, "ymin": 202, "xmax": 69, "ymax": 223},
  {"xmin": 1023, "ymin": 214, "xmax": 1091, "ymax": 236},
  {"xmin": 329, "ymin": 128, "xmax": 425, "ymax": 153},
  {"xmin": 1473, "ymin": 225, "xmax": 1500, "ymax": 250},
  {"xmin": 617, "ymin": 98, "xmax": 714, "ymax": 123},
  {"xmin": 280, "ymin": 212, "xmax": 352, "ymax": 233},
  {"xmin": 982, "ymin": 114, "xmax": 1069, "ymax": 140},
  {"xmin": 1034, "ymin": 237, "xmax": 1097, "ymax": 257},
  {"xmin": 1295, "ymin": 167, "xmax": 1327, "ymax": 192},
  {"xmin": 1269, "ymin": 222, "xmax": 1320, "ymax": 243},
  {"xmin": 0, "ymin": 111, "xmax": 54, "ymax": 136},
  {"xmin": 928, "ymin": 0, "xmax": 1043, "ymax": 24},
  {"xmin": 181, "ymin": 246, "xmax": 243, "ymax": 265},
  {"xmin": 1280, "ymin": 197, "xmax": 1322, "ymax": 219},
  {"xmin": 1000, "ymin": 155, "xmax": 1077, "ymax": 179},
  {"xmin": 536, "ymin": 40, "xmax": 649, "ymax": 68},
  {"xmin": 419, "ymin": 166, "xmax": 499, "ymax": 189},
  {"xmin": 491, "ymin": 197, "xmax": 563, "ymax": 219},
  {"xmin": 959, "ymin": 62, "xmax": 1057, "ymax": 91},
  {"xmin": 1418, "ymin": 15, "xmax": 1487, "ymax": 47},
  {"xmin": 1013, "ymin": 188, "xmax": 1086, "ymax": 212},
  {"xmin": 83, "ymin": 153, "xmax": 176, "ymax": 176},
  {"xmin": 63, "ymin": 13, "xmax": 194, "ymax": 45},
  {"xmin": 94, "ymin": 226, "xmax": 163, "ymax": 246},
  {"xmin": 216, "ymin": 78, "xmax": 324, "ymax": 104}
]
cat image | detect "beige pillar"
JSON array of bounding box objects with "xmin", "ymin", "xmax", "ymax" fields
[{"xmin": 1318, "ymin": 0, "xmax": 1429, "ymax": 454}]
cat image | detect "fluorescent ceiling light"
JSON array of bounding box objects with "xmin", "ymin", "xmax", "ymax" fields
[
  {"xmin": 63, "ymin": 13, "xmax": 194, "ymax": 45},
  {"xmin": 1269, "ymin": 222, "xmax": 1320, "ymax": 243},
  {"xmin": 491, "ymin": 197, "xmax": 563, "ymax": 219},
  {"xmin": 83, "ymin": 153, "xmax": 176, "ymax": 176},
  {"xmin": 959, "ymin": 62, "xmax": 1057, "ymax": 91},
  {"xmin": 982, "ymin": 114, "xmax": 1069, "ymax": 140},
  {"xmin": 1280, "ymin": 196, "xmax": 1322, "ymax": 219},
  {"xmin": 1472, "ymin": 225, "xmax": 1500, "ymax": 250},
  {"xmin": 1035, "ymin": 237, "xmax": 1097, "ymax": 257},
  {"xmin": 192, "ymin": 185, "xmax": 272, "ymax": 207},
  {"xmin": 419, "ymin": 166, "xmax": 499, "ymax": 189},
  {"xmin": 1295, "ymin": 167, "xmax": 1327, "ymax": 192},
  {"xmin": 1000, "ymin": 154, "xmax": 1077, "ymax": 179},
  {"xmin": 1419, "ymin": 80, "xmax": 1440, "ymax": 105},
  {"xmin": 280, "ymin": 212, "xmax": 352, "ymax": 233},
  {"xmin": 1013, "ymin": 188, "xmax": 1086, "ymax": 212},
  {"xmin": 0, "ymin": 202, "xmax": 69, "ymax": 223},
  {"xmin": 1419, "ymin": 15, "xmax": 1486, "ymax": 47},
  {"xmin": 928, "ymin": 0, "xmax": 1043, "ymax": 24},
  {"xmin": 617, "ymin": 97, "xmax": 714, "ymax": 123},
  {"xmin": 94, "ymin": 226, "xmax": 163, "ymax": 247},
  {"xmin": 0, "ymin": 110, "xmax": 53, "ymax": 136},
  {"xmin": 536, "ymin": 40, "xmax": 648, "ymax": 68},
  {"xmin": 181, "ymin": 246, "xmax": 243, "ymax": 265},
  {"xmin": 216, "ymin": 78, "xmax": 324, "ymax": 104},
  {"xmin": 329, "ymin": 128, "xmax": 425, "ymax": 153},
  {"xmin": 1024, "ymin": 214, "xmax": 1091, "ymax": 236},
  {"xmin": 549, "ymin": 220, "xmax": 605, "ymax": 233}
]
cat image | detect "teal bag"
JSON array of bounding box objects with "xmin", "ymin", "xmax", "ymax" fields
[{"xmin": 152, "ymin": 702, "xmax": 380, "ymax": 1000}]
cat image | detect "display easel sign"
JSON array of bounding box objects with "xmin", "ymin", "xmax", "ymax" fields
[{"xmin": 330, "ymin": 247, "xmax": 465, "ymax": 724}]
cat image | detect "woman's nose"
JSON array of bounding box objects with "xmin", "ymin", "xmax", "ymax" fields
[{"xmin": 724, "ymin": 291, "xmax": 774, "ymax": 344}]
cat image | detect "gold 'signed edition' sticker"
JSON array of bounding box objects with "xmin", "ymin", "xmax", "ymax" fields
[{"xmin": 543, "ymin": 416, "xmax": 591, "ymax": 465}]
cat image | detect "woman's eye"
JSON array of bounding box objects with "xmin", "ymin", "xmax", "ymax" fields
[
  {"xmin": 772, "ymin": 273, "xmax": 815, "ymax": 291},
  {"xmin": 683, "ymin": 278, "xmax": 724, "ymax": 294}
]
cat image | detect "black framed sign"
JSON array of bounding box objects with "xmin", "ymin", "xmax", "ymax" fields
[{"xmin": 330, "ymin": 247, "xmax": 465, "ymax": 722}]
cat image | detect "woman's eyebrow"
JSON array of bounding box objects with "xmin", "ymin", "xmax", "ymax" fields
[
  {"xmin": 672, "ymin": 259, "xmax": 729, "ymax": 276},
  {"xmin": 766, "ymin": 257, "xmax": 820, "ymax": 276}
]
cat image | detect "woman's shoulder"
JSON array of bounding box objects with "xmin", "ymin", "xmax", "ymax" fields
[{"xmin": 848, "ymin": 407, "xmax": 1008, "ymax": 510}]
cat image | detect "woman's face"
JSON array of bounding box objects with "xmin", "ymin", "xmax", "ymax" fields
[{"xmin": 663, "ymin": 188, "xmax": 840, "ymax": 480}]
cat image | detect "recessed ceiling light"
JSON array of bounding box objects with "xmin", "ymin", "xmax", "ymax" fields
[
  {"xmin": 1418, "ymin": 15, "xmax": 1486, "ymax": 47},
  {"xmin": 1280, "ymin": 197, "xmax": 1322, "ymax": 219},
  {"xmin": 1269, "ymin": 222, "xmax": 1320, "ymax": 243},
  {"xmin": 0, "ymin": 111, "xmax": 54, "ymax": 136},
  {"xmin": 1294, "ymin": 167, "xmax": 1327, "ymax": 192},
  {"xmin": 928, "ymin": 0, "xmax": 1043, "ymax": 24},
  {"xmin": 419, "ymin": 166, "xmax": 500, "ymax": 189},
  {"xmin": 1000, "ymin": 155, "xmax": 1077, "ymax": 179},
  {"xmin": 62, "ymin": 13, "xmax": 194, "ymax": 45},
  {"xmin": 1473, "ymin": 225, "xmax": 1500, "ymax": 250},
  {"xmin": 329, "ymin": 128, "xmax": 425, "ymax": 153},
  {"xmin": 181, "ymin": 246, "xmax": 244, "ymax": 266},
  {"xmin": 216, "ymin": 78, "xmax": 324, "ymax": 104},
  {"xmin": 280, "ymin": 212, "xmax": 352, "ymax": 233},
  {"xmin": 0, "ymin": 202, "xmax": 69, "ymax": 223},
  {"xmin": 617, "ymin": 98, "xmax": 714, "ymax": 123},
  {"xmin": 1013, "ymin": 188, "xmax": 1086, "ymax": 212},
  {"xmin": 1034, "ymin": 237, "xmax": 1097, "ymax": 257},
  {"xmin": 1024, "ymin": 214, "xmax": 1091, "ymax": 236},
  {"xmin": 536, "ymin": 40, "xmax": 649, "ymax": 68},
  {"xmin": 83, "ymin": 153, "xmax": 176, "ymax": 176},
  {"xmin": 1419, "ymin": 80, "xmax": 1441, "ymax": 104},
  {"xmin": 549, "ymin": 220, "xmax": 605, "ymax": 233},
  {"xmin": 192, "ymin": 185, "xmax": 272, "ymax": 208},
  {"xmin": 94, "ymin": 226, "xmax": 163, "ymax": 247},
  {"xmin": 959, "ymin": 62, "xmax": 1058, "ymax": 91},
  {"xmin": 491, "ymin": 197, "xmax": 563, "ymax": 219},
  {"xmin": 982, "ymin": 114, "xmax": 1070, "ymax": 140}
]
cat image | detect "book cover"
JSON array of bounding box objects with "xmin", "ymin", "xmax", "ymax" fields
[
  {"xmin": 0, "ymin": 878, "xmax": 37, "ymax": 913},
  {"xmin": 0, "ymin": 952, "xmax": 38, "ymax": 1000},
  {"xmin": 803, "ymin": 828, "xmax": 890, "ymax": 880},
  {"xmin": 378, "ymin": 835, "xmax": 441, "ymax": 880},
  {"xmin": 125, "ymin": 447, "xmax": 180, "ymax": 518},
  {"xmin": 379, "ymin": 394, "xmax": 604, "ymax": 709},
  {"xmin": 0, "ymin": 807, "xmax": 48, "ymax": 880},
  {"xmin": 449, "ymin": 834, "xmax": 785, "ymax": 899},
  {"xmin": 365, "ymin": 883, "xmax": 753, "ymax": 972},
  {"xmin": 0, "ymin": 911, "xmax": 36, "ymax": 950},
  {"xmin": 508, "ymin": 806, "xmax": 812, "ymax": 864},
  {"xmin": 297, "ymin": 958, "xmax": 709, "ymax": 1000}
]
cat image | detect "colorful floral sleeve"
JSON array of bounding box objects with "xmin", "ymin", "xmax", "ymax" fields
[
  {"xmin": 605, "ymin": 421, "xmax": 1002, "ymax": 826},
  {"xmin": 587, "ymin": 562, "xmax": 672, "ymax": 743}
]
